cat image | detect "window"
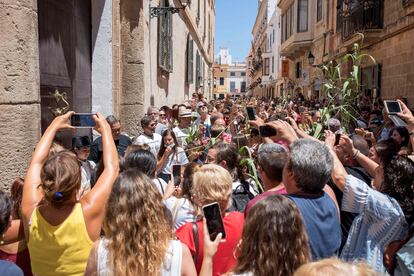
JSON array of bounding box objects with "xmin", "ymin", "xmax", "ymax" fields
[
  {"xmin": 197, "ymin": 0, "xmax": 200, "ymax": 25},
  {"xmin": 272, "ymin": 56, "xmax": 275, "ymax": 73},
  {"xmin": 158, "ymin": 0, "xmax": 173, "ymax": 72},
  {"xmin": 289, "ymin": 5, "xmax": 294, "ymax": 36},
  {"xmin": 317, "ymin": 0, "xmax": 323, "ymax": 22},
  {"xmin": 230, "ymin": 81, "xmax": 236, "ymax": 92},
  {"xmin": 286, "ymin": 7, "xmax": 291, "ymax": 38},
  {"xmin": 195, "ymin": 51, "xmax": 201, "ymax": 89},
  {"xmin": 281, "ymin": 14, "xmax": 286, "ymax": 42},
  {"xmin": 298, "ymin": 0, "xmax": 308, "ymax": 32},
  {"xmin": 219, "ymin": 77, "xmax": 224, "ymax": 85},
  {"xmin": 186, "ymin": 36, "xmax": 194, "ymax": 83},
  {"xmin": 264, "ymin": 58, "xmax": 270, "ymax": 76},
  {"xmin": 230, "ymin": 72, "xmax": 236, "ymax": 77},
  {"xmin": 273, "ymin": 29, "xmax": 275, "ymax": 43},
  {"xmin": 241, "ymin": 81, "xmax": 246, "ymax": 92},
  {"xmin": 336, "ymin": 0, "xmax": 343, "ymax": 32},
  {"xmin": 295, "ymin": 61, "xmax": 302, "ymax": 79},
  {"xmin": 241, "ymin": 72, "xmax": 246, "ymax": 76}
]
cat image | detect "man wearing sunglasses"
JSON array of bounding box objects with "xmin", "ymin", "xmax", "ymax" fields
[{"xmin": 134, "ymin": 116, "xmax": 162, "ymax": 156}]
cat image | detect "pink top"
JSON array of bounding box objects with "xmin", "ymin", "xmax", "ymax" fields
[{"xmin": 244, "ymin": 186, "xmax": 288, "ymax": 217}]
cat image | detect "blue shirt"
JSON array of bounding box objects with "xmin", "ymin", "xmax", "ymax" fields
[
  {"xmin": 288, "ymin": 192, "xmax": 341, "ymax": 260},
  {"xmin": 341, "ymin": 175, "xmax": 409, "ymax": 272}
]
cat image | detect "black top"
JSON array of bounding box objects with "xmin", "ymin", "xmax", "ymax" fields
[{"xmin": 89, "ymin": 134, "xmax": 132, "ymax": 163}]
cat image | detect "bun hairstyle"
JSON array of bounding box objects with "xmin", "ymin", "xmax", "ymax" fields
[{"xmin": 40, "ymin": 151, "xmax": 81, "ymax": 207}]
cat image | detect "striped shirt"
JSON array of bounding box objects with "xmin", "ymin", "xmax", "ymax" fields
[{"xmin": 340, "ymin": 175, "xmax": 409, "ymax": 272}]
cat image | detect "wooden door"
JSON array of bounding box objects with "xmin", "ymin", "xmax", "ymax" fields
[{"xmin": 38, "ymin": 0, "xmax": 91, "ymax": 147}]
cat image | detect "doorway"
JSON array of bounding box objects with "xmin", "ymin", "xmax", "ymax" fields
[{"xmin": 38, "ymin": 0, "xmax": 92, "ymax": 146}]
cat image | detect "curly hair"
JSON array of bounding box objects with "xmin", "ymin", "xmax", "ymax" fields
[
  {"xmin": 103, "ymin": 169, "xmax": 171, "ymax": 276},
  {"xmin": 381, "ymin": 155, "xmax": 414, "ymax": 225},
  {"xmin": 233, "ymin": 195, "xmax": 310, "ymax": 276}
]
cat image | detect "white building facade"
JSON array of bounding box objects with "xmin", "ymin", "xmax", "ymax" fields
[{"xmin": 227, "ymin": 64, "xmax": 247, "ymax": 96}]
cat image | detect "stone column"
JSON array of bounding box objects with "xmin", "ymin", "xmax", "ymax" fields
[
  {"xmin": 118, "ymin": 0, "xmax": 146, "ymax": 137},
  {"xmin": 0, "ymin": 1, "xmax": 41, "ymax": 190}
]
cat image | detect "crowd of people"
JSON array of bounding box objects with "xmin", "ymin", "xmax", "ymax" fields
[{"xmin": 0, "ymin": 92, "xmax": 414, "ymax": 276}]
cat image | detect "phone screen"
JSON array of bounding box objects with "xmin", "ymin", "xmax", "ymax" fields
[
  {"xmin": 203, "ymin": 202, "xmax": 226, "ymax": 241},
  {"xmin": 385, "ymin": 101, "xmax": 402, "ymax": 114},
  {"xmin": 246, "ymin": 107, "xmax": 256, "ymax": 121},
  {"xmin": 172, "ymin": 165, "xmax": 181, "ymax": 187},
  {"xmin": 259, "ymin": 125, "xmax": 277, "ymax": 137},
  {"xmin": 334, "ymin": 133, "xmax": 341, "ymax": 146},
  {"xmin": 71, "ymin": 114, "xmax": 96, "ymax": 128}
]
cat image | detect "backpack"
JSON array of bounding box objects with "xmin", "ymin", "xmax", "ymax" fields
[{"xmin": 228, "ymin": 180, "xmax": 255, "ymax": 212}]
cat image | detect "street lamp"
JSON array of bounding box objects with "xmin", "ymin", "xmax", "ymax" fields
[
  {"xmin": 150, "ymin": 0, "xmax": 189, "ymax": 18},
  {"xmin": 307, "ymin": 51, "xmax": 315, "ymax": 66}
]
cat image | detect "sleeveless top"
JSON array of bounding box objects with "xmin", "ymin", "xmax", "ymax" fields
[
  {"xmin": 97, "ymin": 239, "xmax": 182, "ymax": 276},
  {"xmin": 28, "ymin": 203, "xmax": 93, "ymax": 276},
  {"xmin": 287, "ymin": 192, "xmax": 341, "ymax": 260}
]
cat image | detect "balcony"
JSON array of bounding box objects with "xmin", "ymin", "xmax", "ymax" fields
[{"xmin": 342, "ymin": 0, "xmax": 383, "ymax": 41}]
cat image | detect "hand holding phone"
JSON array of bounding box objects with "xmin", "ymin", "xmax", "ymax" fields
[
  {"xmin": 203, "ymin": 202, "xmax": 226, "ymax": 241},
  {"xmin": 71, "ymin": 113, "xmax": 96, "ymax": 128}
]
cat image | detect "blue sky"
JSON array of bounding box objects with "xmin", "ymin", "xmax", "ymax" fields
[{"xmin": 214, "ymin": 0, "xmax": 258, "ymax": 62}]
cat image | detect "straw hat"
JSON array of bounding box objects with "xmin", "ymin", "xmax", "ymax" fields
[{"xmin": 178, "ymin": 106, "xmax": 193, "ymax": 117}]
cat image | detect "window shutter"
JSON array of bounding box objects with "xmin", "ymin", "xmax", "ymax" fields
[
  {"xmin": 196, "ymin": 51, "xmax": 201, "ymax": 89},
  {"xmin": 167, "ymin": 12, "xmax": 173, "ymax": 71},
  {"xmin": 186, "ymin": 37, "xmax": 194, "ymax": 83},
  {"xmin": 158, "ymin": 2, "xmax": 173, "ymax": 73}
]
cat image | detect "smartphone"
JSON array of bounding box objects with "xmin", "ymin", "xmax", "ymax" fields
[
  {"xmin": 202, "ymin": 202, "xmax": 226, "ymax": 241},
  {"xmin": 259, "ymin": 125, "xmax": 277, "ymax": 137},
  {"xmin": 172, "ymin": 164, "xmax": 181, "ymax": 187},
  {"xmin": 384, "ymin": 100, "xmax": 402, "ymax": 114},
  {"xmin": 71, "ymin": 113, "xmax": 96, "ymax": 128},
  {"xmin": 246, "ymin": 107, "xmax": 256, "ymax": 121},
  {"xmin": 334, "ymin": 133, "xmax": 341, "ymax": 146}
]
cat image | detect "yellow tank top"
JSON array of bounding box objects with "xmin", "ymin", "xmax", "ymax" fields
[{"xmin": 28, "ymin": 203, "xmax": 93, "ymax": 276}]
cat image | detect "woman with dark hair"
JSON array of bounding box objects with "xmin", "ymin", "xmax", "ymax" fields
[
  {"xmin": 85, "ymin": 169, "xmax": 196, "ymax": 276},
  {"xmin": 200, "ymin": 195, "xmax": 310, "ymax": 276},
  {"xmin": 22, "ymin": 112, "xmax": 119, "ymax": 276},
  {"xmin": 123, "ymin": 149, "xmax": 168, "ymax": 195},
  {"xmin": 0, "ymin": 191, "xmax": 23, "ymax": 275},
  {"xmin": 389, "ymin": 126, "xmax": 410, "ymax": 147},
  {"xmin": 0, "ymin": 178, "xmax": 32, "ymax": 275},
  {"xmin": 157, "ymin": 129, "xmax": 189, "ymax": 183},
  {"xmin": 164, "ymin": 163, "xmax": 201, "ymax": 230},
  {"xmin": 328, "ymin": 132, "xmax": 413, "ymax": 272},
  {"xmin": 72, "ymin": 136, "xmax": 96, "ymax": 198}
]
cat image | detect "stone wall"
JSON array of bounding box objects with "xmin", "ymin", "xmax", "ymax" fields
[
  {"xmin": 368, "ymin": 27, "xmax": 414, "ymax": 106},
  {"xmin": 0, "ymin": 0, "xmax": 41, "ymax": 190}
]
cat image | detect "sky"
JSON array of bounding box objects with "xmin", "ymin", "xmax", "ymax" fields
[{"xmin": 214, "ymin": 0, "xmax": 258, "ymax": 63}]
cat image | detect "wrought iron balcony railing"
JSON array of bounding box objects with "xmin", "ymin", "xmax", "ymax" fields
[{"xmin": 342, "ymin": 0, "xmax": 383, "ymax": 40}]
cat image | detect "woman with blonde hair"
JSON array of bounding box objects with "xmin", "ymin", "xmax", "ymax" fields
[
  {"xmin": 85, "ymin": 169, "xmax": 196, "ymax": 276},
  {"xmin": 294, "ymin": 258, "xmax": 377, "ymax": 276},
  {"xmin": 176, "ymin": 164, "xmax": 245, "ymax": 276},
  {"xmin": 22, "ymin": 112, "xmax": 119, "ymax": 276},
  {"xmin": 199, "ymin": 195, "xmax": 311, "ymax": 276}
]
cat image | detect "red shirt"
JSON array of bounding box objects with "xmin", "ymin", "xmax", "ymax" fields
[
  {"xmin": 176, "ymin": 212, "xmax": 244, "ymax": 276},
  {"xmin": 244, "ymin": 186, "xmax": 287, "ymax": 217},
  {"xmin": 0, "ymin": 247, "xmax": 33, "ymax": 276}
]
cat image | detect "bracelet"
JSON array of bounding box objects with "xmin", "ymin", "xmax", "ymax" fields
[{"xmin": 352, "ymin": 150, "xmax": 360, "ymax": 159}]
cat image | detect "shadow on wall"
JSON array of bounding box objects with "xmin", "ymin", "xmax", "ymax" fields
[{"xmin": 120, "ymin": 0, "xmax": 142, "ymax": 32}]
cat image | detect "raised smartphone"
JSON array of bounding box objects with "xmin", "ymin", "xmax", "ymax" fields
[
  {"xmin": 202, "ymin": 202, "xmax": 226, "ymax": 241},
  {"xmin": 172, "ymin": 164, "xmax": 182, "ymax": 187},
  {"xmin": 259, "ymin": 125, "xmax": 277, "ymax": 137},
  {"xmin": 384, "ymin": 100, "xmax": 402, "ymax": 114},
  {"xmin": 246, "ymin": 107, "xmax": 256, "ymax": 121},
  {"xmin": 71, "ymin": 113, "xmax": 96, "ymax": 128}
]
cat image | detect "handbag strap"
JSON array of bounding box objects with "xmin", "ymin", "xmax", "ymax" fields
[{"xmin": 192, "ymin": 221, "xmax": 199, "ymax": 264}]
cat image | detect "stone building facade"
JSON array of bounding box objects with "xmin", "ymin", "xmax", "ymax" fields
[
  {"xmin": 278, "ymin": 0, "xmax": 414, "ymax": 105},
  {"xmin": 0, "ymin": 0, "xmax": 215, "ymax": 189}
]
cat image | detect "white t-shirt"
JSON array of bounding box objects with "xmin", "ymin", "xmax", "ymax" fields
[
  {"xmin": 160, "ymin": 147, "xmax": 189, "ymax": 175},
  {"xmin": 164, "ymin": 197, "xmax": 196, "ymax": 230},
  {"xmin": 152, "ymin": 178, "xmax": 168, "ymax": 195},
  {"xmin": 134, "ymin": 133, "xmax": 162, "ymax": 156},
  {"xmin": 172, "ymin": 127, "xmax": 188, "ymax": 148}
]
